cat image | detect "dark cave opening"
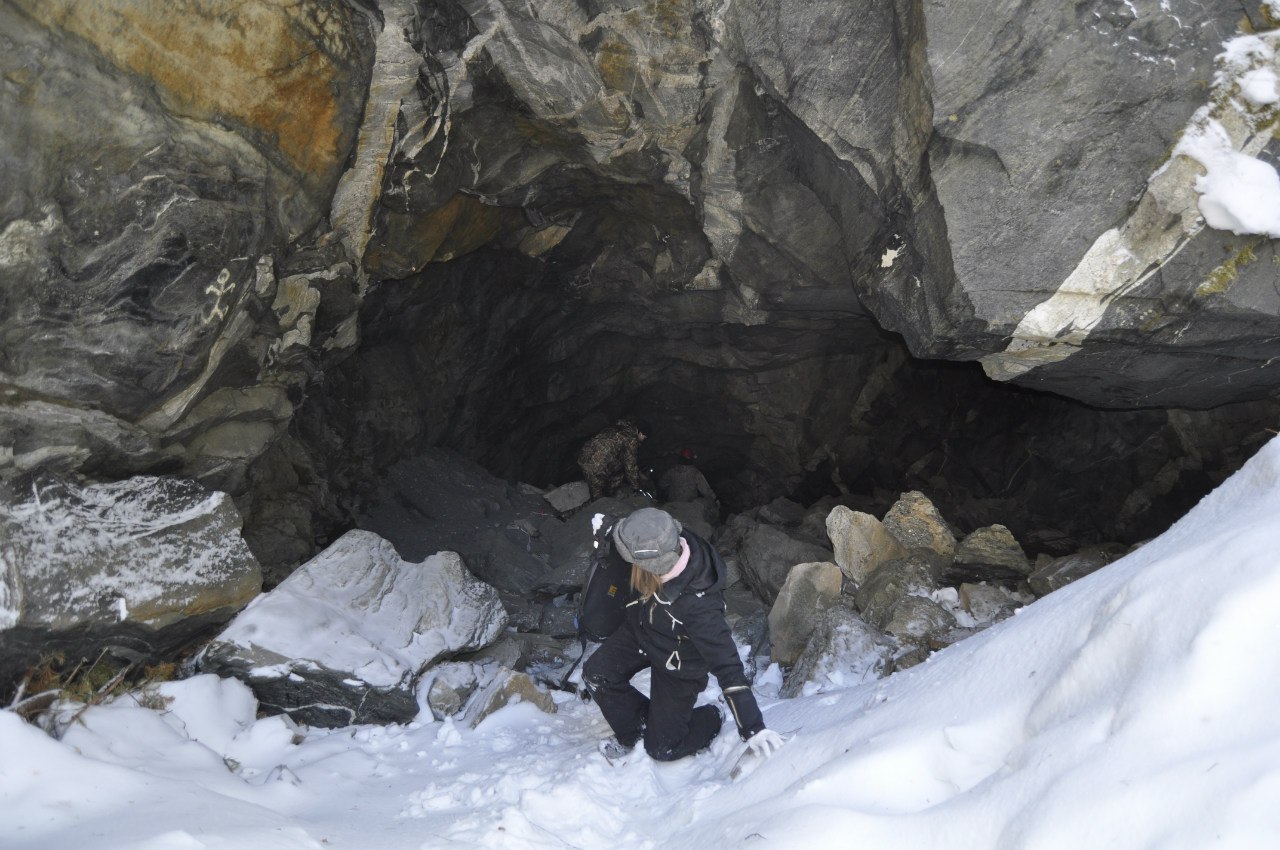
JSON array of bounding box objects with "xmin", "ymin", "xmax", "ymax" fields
[{"xmin": 276, "ymin": 242, "xmax": 1275, "ymax": 581}]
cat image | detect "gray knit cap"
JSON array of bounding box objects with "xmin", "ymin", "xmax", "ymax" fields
[{"xmin": 613, "ymin": 507, "xmax": 683, "ymax": 575}]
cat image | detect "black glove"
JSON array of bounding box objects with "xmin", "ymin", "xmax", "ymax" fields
[{"xmin": 723, "ymin": 685, "xmax": 765, "ymax": 740}]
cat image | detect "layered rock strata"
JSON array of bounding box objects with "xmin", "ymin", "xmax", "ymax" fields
[{"xmin": 0, "ymin": 475, "xmax": 262, "ymax": 698}]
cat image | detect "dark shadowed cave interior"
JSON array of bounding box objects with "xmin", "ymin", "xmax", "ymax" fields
[{"xmin": 248, "ymin": 238, "xmax": 1276, "ymax": 582}]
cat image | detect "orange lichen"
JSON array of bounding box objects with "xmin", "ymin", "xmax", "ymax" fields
[
  {"xmin": 16, "ymin": 0, "xmax": 362, "ymax": 181},
  {"xmin": 596, "ymin": 36, "xmax": 639, "ymax": 93},
  {"xmin": 651, "ymin": 0, "xmax": 688, "ymax": 41}
]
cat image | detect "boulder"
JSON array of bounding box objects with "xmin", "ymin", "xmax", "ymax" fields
[
  {"xmin": 881, "ymin": 492, "xmax": 957, "ymax": 564},
  {"xmin": 891, "ymin": 646, "xmax": 933, "ymax": 672},
  {"xmin": 720, "ymin": 554, "xmax": 746, "ymax": 590},
  {"xmin": 724, "ymin": 520, "xmax": 835, "ymax": 604},
  {"xmin": 780, "ymin": 605, "xmax": 893, "ymax": 698},
  {"xmin": 458, "ymin": 632, "xmax": 577, "ymax": 691},
  {"xmin": 0, "ymin": 475, "xmax": 262, "ymax": 699},
  {"xmin": 357, "ymin": 449, "xmax": 559, "ymax": 595},
  {"xmin": 662, "ymin": 499, "xmax": 719, "ymax": 541},
  {"xmin": 537, "ymin": 594, "xmax": 580, "ymax": 639},
  {"xmin": 947, "ymin": 524, "xmax": 1031, "ymax": 585},
  {"xmin": 854, "ymin": 556, "xmax": 939, "ymax": 630},
  {"xmin": 1022, "ymin": 528, "xmax": 1080, "ymax": 559},
  {"xmin": 767, "ymin": 562, "xmax": 844, "ymax": 665},
  {"xmin": 419, "ymin": 662, "xmax": 481, "ymax": 720},
  {"xmin": 825, "ymin": 506, "xmax": 909, "ymax": 585},
  {"xmin": 1029, "ymin": 548, "xmax": 1114, "ymax": 596},
  {"xmin": 797, "ymin": 498, "xmax": 843, "ymax": 549},
  {"xmin": 757, "ymin": 497, "xmax": 807, "ymax": 527},
  {"xmin": 881, "ymin": 596, "xmax": 957, "ymax": 647},
  {"xmin": 958, "ymin": 583, "xmax": 1023, "ymax": 625},
  {"xmin": 462, "ymin": 669, "xmax": 557, "ymax": 728},
  {"xmin": 728, "ymin": 598, "xmax": 771, "ymax": 680},
  {"xmin": 200, "ymin": 529, "xmax": 507, "ymax": 727},
  {"xmin": 543, "ymin": 481, "xmax": 590, "ymax": 514},
  {"xmin": 537, "ymin": 496, "xmax": 652, "ymax": 592},
  {"xmin": 926, "ymin": 627, "xmax": 985, "ymax": 653}
]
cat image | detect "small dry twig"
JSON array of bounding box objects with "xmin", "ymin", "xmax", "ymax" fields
[
  {"xmin": 7, "ymin": 689, "xmax": 63, "ymax": 720},
  {"xmin": 62, "ymin": 660, "xmax": 136, "ymax": 731}
]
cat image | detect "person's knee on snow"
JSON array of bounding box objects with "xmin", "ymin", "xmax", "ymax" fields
[{"xmin": 645, "ymin": 704, "xmax": 722, "ymax": 762}]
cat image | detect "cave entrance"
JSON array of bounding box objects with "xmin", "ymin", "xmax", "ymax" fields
[{"xmin": 253, "ymin": 244, "xmax": 1274, "ymax": 587}]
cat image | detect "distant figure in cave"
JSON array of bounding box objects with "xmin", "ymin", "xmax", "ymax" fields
[
  {"xmin": 658, "ymin": 448, "xmax": 717, "ymax": 507},
  {"xmin": 577, "ymin": 418, "xmax": 653, "ymax": 500}
]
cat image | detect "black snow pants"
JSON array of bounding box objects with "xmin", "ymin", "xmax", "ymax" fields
[{"xmin": 583, "ymin": 622, "xmax": 722, "ymax": 762}]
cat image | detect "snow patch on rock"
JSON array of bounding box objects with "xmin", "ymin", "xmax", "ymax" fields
[{"xmin": 208, "ymin": 530, "xmax": 507, "ymax": 690}]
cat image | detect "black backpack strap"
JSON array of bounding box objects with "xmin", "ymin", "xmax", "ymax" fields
[
  {"xmin": 557, "ymin": 633, "xmax": 591, "ymax": 699},
  {"xmin": 560, "ymin": 513, "xmax": 621, "ymax": 698}
]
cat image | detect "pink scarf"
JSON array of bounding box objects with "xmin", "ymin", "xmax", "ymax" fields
[{"xmin": 660, "ymin": 538, "xmax": 691, "ymax": 583}]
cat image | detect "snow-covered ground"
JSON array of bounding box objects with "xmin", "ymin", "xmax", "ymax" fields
[{"xmin": 5, "ymin": 432, "xmax": 1280, "ymax": 850}]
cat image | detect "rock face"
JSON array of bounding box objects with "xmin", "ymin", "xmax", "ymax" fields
[
  {"xmin": 0, "ymin": 0, "xmax": 375, "ymax": 495},
  {"xmin": 903, "ymin": 0, "xmax": 1280, "ymax": 409},
  {"xmin": 0, "ymin": 475, "xmax": 262, "ymax": 698},
  {"xmin": 3, "ymin": 0, "xmax": 1279, "ymax": 594},
  {"xmin": 199, "ymin": 530, "xmax": 507, "ymax": 727}
]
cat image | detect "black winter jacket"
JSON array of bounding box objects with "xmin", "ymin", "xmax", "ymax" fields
[{"xmin": 625, "ymin": 529, "xmax": 765, "ymax": 739}]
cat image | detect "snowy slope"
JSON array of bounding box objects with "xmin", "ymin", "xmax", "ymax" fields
[{"xmin": 4, "ymin": 436, "xmax": 1280, "ymax": 849}]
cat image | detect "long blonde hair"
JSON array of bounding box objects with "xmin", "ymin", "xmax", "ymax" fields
[{"xmin": 630, "ymin": 564, "xmax": 663, "ymax": 600}]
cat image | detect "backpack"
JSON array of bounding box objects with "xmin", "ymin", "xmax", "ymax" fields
[
  {"xmin": 575, "ymin": 513, "xmax": 635, "ymax": 641},
  {"xmin": 557, "ymin": 513, "xmax": 636, "ymax": 694}
]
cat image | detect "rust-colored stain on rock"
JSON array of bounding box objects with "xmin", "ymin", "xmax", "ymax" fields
[
  {"xmin": 18, "ymin": 0, "xmax": 364, "ymax": 182},
  {"xmin": 367, "ymin": 195, "xmax": 527, "ymax": 278}
]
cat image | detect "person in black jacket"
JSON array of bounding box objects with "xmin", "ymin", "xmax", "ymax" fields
[{"xmin": 582, "ymin": 507, "xmax": 784, "ymax": 762}]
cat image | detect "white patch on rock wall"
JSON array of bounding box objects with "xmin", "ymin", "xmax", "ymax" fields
[
  {"xmin": 200, "ymin": 269, "xmax": 235, "ymax": 325},
  {"xmin": 982, "ymin": 26, "xmax": 1280, "ymax": 381},
  {"xmin": 332, "ymin": 0, "xmax": 456, "ymax": 278},
  {"xmin": 0, "ymin": 550, "xmax": 21, "ymax": 630},
  {"xmin": 0, "ymin": 207, "xmax": 59, "ymax": 270}
]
